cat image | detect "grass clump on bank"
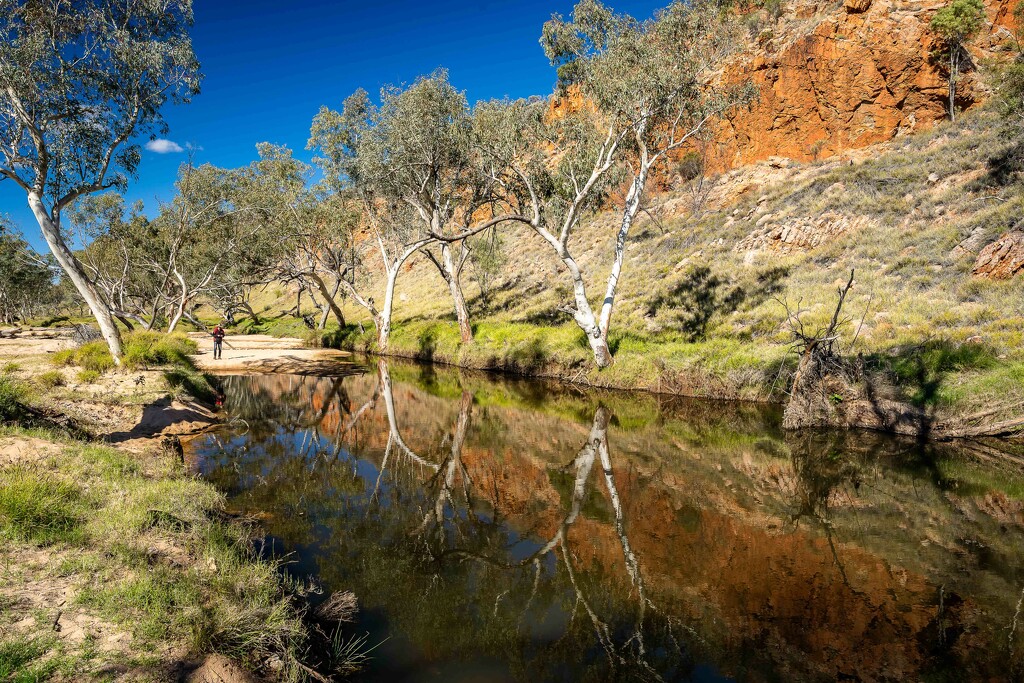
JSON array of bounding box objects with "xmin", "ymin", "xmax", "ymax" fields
[
  {"xmin": 0, "ymin": 430, "xmax": 319, "ymax": 679},
  {"xmin": 49, "ymin": 330, "xmax": 217, "ymax": 402},
  {"xmin": 0, "ymin": 371, "xmax": 29, "ymax": 422},
  {"xmin": 0, "ymin": 467, "xmax": 84, "ymax": 545},
  {"xmin": 51, "ymin": 331, "xmax": 198, "ymax": 373}
]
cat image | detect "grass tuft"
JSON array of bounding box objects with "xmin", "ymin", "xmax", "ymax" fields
[{"xmin": 0, "ymin": 467, "xmax": 84, "ymax": 545}]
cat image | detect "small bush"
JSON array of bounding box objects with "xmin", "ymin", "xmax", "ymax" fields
[
  {"xmin": 1, "ymin": 362, "xmax": 21, "ymax": 373},
  {"xmin": 0, "ymin": 373, "xmax": 28, "ymax": 422},
  {"xmin": 49, "ymin": 349, "xmax": 75, "ymax": 367},
  {"xmin": 0, "ymin": 467, "xmax": 83, "ymax": 545},
  {"xmin": 36, "ymin": 370, "xmax": 66, "ymax": 390},
  {"xmin": 75, "ymin": 341, "xmax": 115, "ymax": 373},
  {"xmin": 121, "ymin": 331, "xmax": 198, "ymax": 370},
  {"xmin": 77, "ymin": 369, "xmax": 101, "ymax": 384}
]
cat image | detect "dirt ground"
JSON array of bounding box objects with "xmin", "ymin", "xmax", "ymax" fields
[
  {"xmin": 1, "ymin": 331, "xmax": 265, "ymax": 682},
  {"xmin": 188, "ymin": 333, "xmax": 359, "ymax": 374}
]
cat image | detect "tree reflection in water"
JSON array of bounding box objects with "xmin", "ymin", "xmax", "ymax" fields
[{"xmin": 189, "ymin": 360, "xmax": 1024, "ymax": 682}]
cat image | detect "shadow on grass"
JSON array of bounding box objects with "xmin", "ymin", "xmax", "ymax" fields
[{"xmin": 864, "ymin": 338, "xmax": 997, "ymax": 410}]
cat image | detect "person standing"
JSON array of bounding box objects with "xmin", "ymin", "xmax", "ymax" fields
[{"xmin": 212, "ymin": 324, "xmax": 226, "ymax": 360}]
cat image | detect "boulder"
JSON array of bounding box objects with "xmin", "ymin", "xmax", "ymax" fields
[
  {"xmin": 844, "ymin": 0, "xmax": 871, "ymax": 13},
  {"xmin": 972, "ymin": 231, "xmax": 1024, "ymax": 279}
]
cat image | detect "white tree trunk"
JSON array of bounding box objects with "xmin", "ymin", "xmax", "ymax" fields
[
  {"xmin": 441, "ymin": 243, "xmax": 473, "ymax": 343},
  {"xmin": 377, "ymin": 268, "xmax": 398, "ymax": 352},
  {"xmin": 597, "ymin": 169, "xmax": 647, "ymax": 341},
  {"xmin": 309, "ymin": 273, "xmax": 345, "ymax": 328},
  {"xmin": 28, "ymin": 193, "xmax": 124, "ymax": 363},
  {"xmin": 559, "ymin": 246, "xmax": 612, "ymax": 368}
]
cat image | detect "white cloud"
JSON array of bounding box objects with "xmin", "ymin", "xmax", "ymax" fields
[{"xmin": 145, "ymin": 139, "xmax": 185, "ymax": 154}]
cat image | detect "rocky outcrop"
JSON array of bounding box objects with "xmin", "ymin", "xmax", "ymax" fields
[
  {"xmin": 972, "ymin": 231, "xmax": 1024, "ymax": 279},
  {"xmin": 734, "ymin": 211, "xmax": 870, "ymax": 253},
  {"xmin": 711, "ymin": 0, "xmax": 1017, "ymax": 170}
]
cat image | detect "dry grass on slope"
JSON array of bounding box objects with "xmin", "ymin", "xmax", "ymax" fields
[{"xmin": 240, "ymin": 109, "xmax": 1024, "ymax": 419}]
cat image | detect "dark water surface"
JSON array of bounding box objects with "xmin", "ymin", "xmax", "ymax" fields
[{"xmin": 187, "ymin": 359, "xmax": 1024, "ymax": 682}]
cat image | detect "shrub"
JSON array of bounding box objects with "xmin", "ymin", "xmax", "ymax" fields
[
  {"xmin": 77, "ymin": 369, "xmax": 101, "ymax": 384},
  {"xmin": 1, "ymin": 362, "xmax": 20, "ymax": 374},
  {"xmin": 36, "ymin": 370, "xmax": 66, "ymax": 390},
  {"xmin": 49, "ymin": 349, "xmax": 75, "ymax": 367},
  {"xmin": 0, "ymin": 467, "xmax": 83, "ymax": 545},
  {"xmin": 75, "ymin": 341, "xmax": 115, "ymax": 373},
  {"xmin": 121, "ymin": 331, "xmax": 198, "ymax": 370},
  {"xmin": 0, "ymin": 373, "xmax": 28, "ymax": 422}
]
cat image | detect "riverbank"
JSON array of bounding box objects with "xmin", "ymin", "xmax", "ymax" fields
[
  {"xmin": 0, "ymin": 335, "xmax": 357, "ymax": 681},
  {"xmin": 225, "ymin": 317, "xmax": 1024, "ymax": 441}
]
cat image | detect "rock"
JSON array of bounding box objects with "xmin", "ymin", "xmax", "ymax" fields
[
  {"xmin": 951, "ymin": 226, "xmax": 988, "ymax": 258},
  {"xmin": 708, "ymin": 0, "xmax": 1009, "ymax": 172},
  {"xmin": 972, "ymin": 231, "xmax": 1024, "ymax": 279},
  {"xmin": 734, "ymin": 211, "xmax": 872, "ymax": 254},
  {"xmin": 927, "ymin": 172, "xmax": 940, "ymax": 184}
]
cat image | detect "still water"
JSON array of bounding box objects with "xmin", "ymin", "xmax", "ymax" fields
[{"xmin": 187, "ymin": 359, "xmax": 1024, "ymax": 682}]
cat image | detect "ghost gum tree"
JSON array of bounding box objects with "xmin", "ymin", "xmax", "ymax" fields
[
  {"xmin": 0, "ymin": 0, "xmax": 201, "ymax": 363},
  {"xmin": 240, "ymin": 143, "xmax": 353, "ymax": 330},
  {"xmin": 313, "ymin": 73, "xmax": 525, "ymax": 346},
  {"xmin": 372, "ymin": 72, "xmax": 479, "ymax": 343},
  {"xmin": 528, "ymin": 0, "xmax": 752, "ymax": 367},
  {"xmin": 310, "ymin": 89, "xmax": 440, "ymax": 352}
]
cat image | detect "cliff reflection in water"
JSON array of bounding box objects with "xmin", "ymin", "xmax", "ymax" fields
[{"xmin": 189, "ymin": 360, "xmax": 1024, "ymax": 682}]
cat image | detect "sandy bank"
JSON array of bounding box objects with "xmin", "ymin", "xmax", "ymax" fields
[{"xmin": 188, "ymin": 333, "xmax": 362, "ymax": 374}]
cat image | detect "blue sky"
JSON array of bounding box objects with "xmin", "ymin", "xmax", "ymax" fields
[{"xmin": 2, "ymin": 0, "xmax": 667, "ymax": 251}]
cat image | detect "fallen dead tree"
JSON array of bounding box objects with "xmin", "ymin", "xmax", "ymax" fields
[
  {"xmin": 782, "ymin": 271, "xmax": 1024, "ymax": 441},
  {"xmin": 782, "ymin": 271, "xmax": 928, "ymax": 435}
]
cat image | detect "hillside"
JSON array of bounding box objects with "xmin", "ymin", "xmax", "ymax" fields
[{"xmin": 229, "ymin": 0, "xmax": 1024, "ymax": 437}]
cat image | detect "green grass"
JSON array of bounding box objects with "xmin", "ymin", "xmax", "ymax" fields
[
  {"xmin": 50, "ymin": 331, "xmax": 199, "ymax": 374},
  {"xmin": 0, "ymin": 372, "xmax": 28, "ymax": 422},
  {"xmin": 0, "ymin": 636, "xmax": 58, "ymax": 682},
  {"xmin": 0, "ymin": 467, "xmax": 84, "ymax": 545},
  {"xmin": 35, "ymin": 370, "xmax": 66, "ymax": 390},
  {"xmin": 76, "ymin": 369, "xmax": 100, "ymax": 384},
  {"xmin": 121, "ymin": 331, "xmax": 198, "ymax": 369},
  {"xmin": 0, "ymin": 432, "xmax": 319, "ymax": 679}
]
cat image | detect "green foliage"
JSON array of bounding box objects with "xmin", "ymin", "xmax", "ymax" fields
[
  {"xmin": 121, "ymin": 332, "xmax": 198, "ymax": 370},
  {"xmin": 0, "ymin": 468, "xmax": 84, "ymax": 545},
  {"xmin": 0, "ymin": 637, "xmax": 56, "ymax": 681},
  {"xmin": 52, "ymin": 332, "xmax": 199, "ymax": 377},
  {"xmin": 0, "ymin": 221, "xmax": 59, "ymax": 325},
  {"xmin": 870, "ymin": 339, "xmax": 997, "ymax": 407},
  {"xmin": 76, "ymin": 369, "xmax": 101, "ymax": 384},
  {"xmin": 36, "ymin": 370, "xmax": 66, "ymax": 390},
  {"xmin": 930, "ymin": 0, "xmax": 984, "ymax": 43},
  {"xmin": 75, "ymin": 341, "xmax": 116, "ymax": 373},
  {"xmin": 0, "ymin": 372, "xmax": 28, "ymax": 422},
  {"xmin": 49, "ymin": 349, "xmax": 75, "ymax": 367}
]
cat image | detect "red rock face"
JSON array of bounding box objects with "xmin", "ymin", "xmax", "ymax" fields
[
  {"xmin": 972, "ymin": 230, "xmax": 1024, "ymax": 278},
  {"xmin": 710, "ymin": 0, "xmax": 1017, "ymax": 170}
]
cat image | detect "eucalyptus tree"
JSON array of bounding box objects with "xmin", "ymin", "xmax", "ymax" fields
[
  {"xmin": 69, "ymin": 193, "xmax": 162, "ymax": 329},
  {"xmin": 356, "ymin": 72, "xmax": 522, "ymax": 344},
  {"xmin": 477, "ymin": 0, "xmax": 751, "ymax": 368},
  {"xmin": 310, "ymin": 89, "xmax": 439, "ymax": 352},
  {"xmin": 0, "ymin": 219, "xmax": 56, "ymax": 324},
  {"xmin": 0, "ymin": 0, "xmax": 201, "ymax": 362},
  {"xmin": 243, "ymin": 144, "xmax": 354, "ymax": 329},
  {"xmin": 147, "ymin": 159, "xmax": 268, "ymax": 332}
]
